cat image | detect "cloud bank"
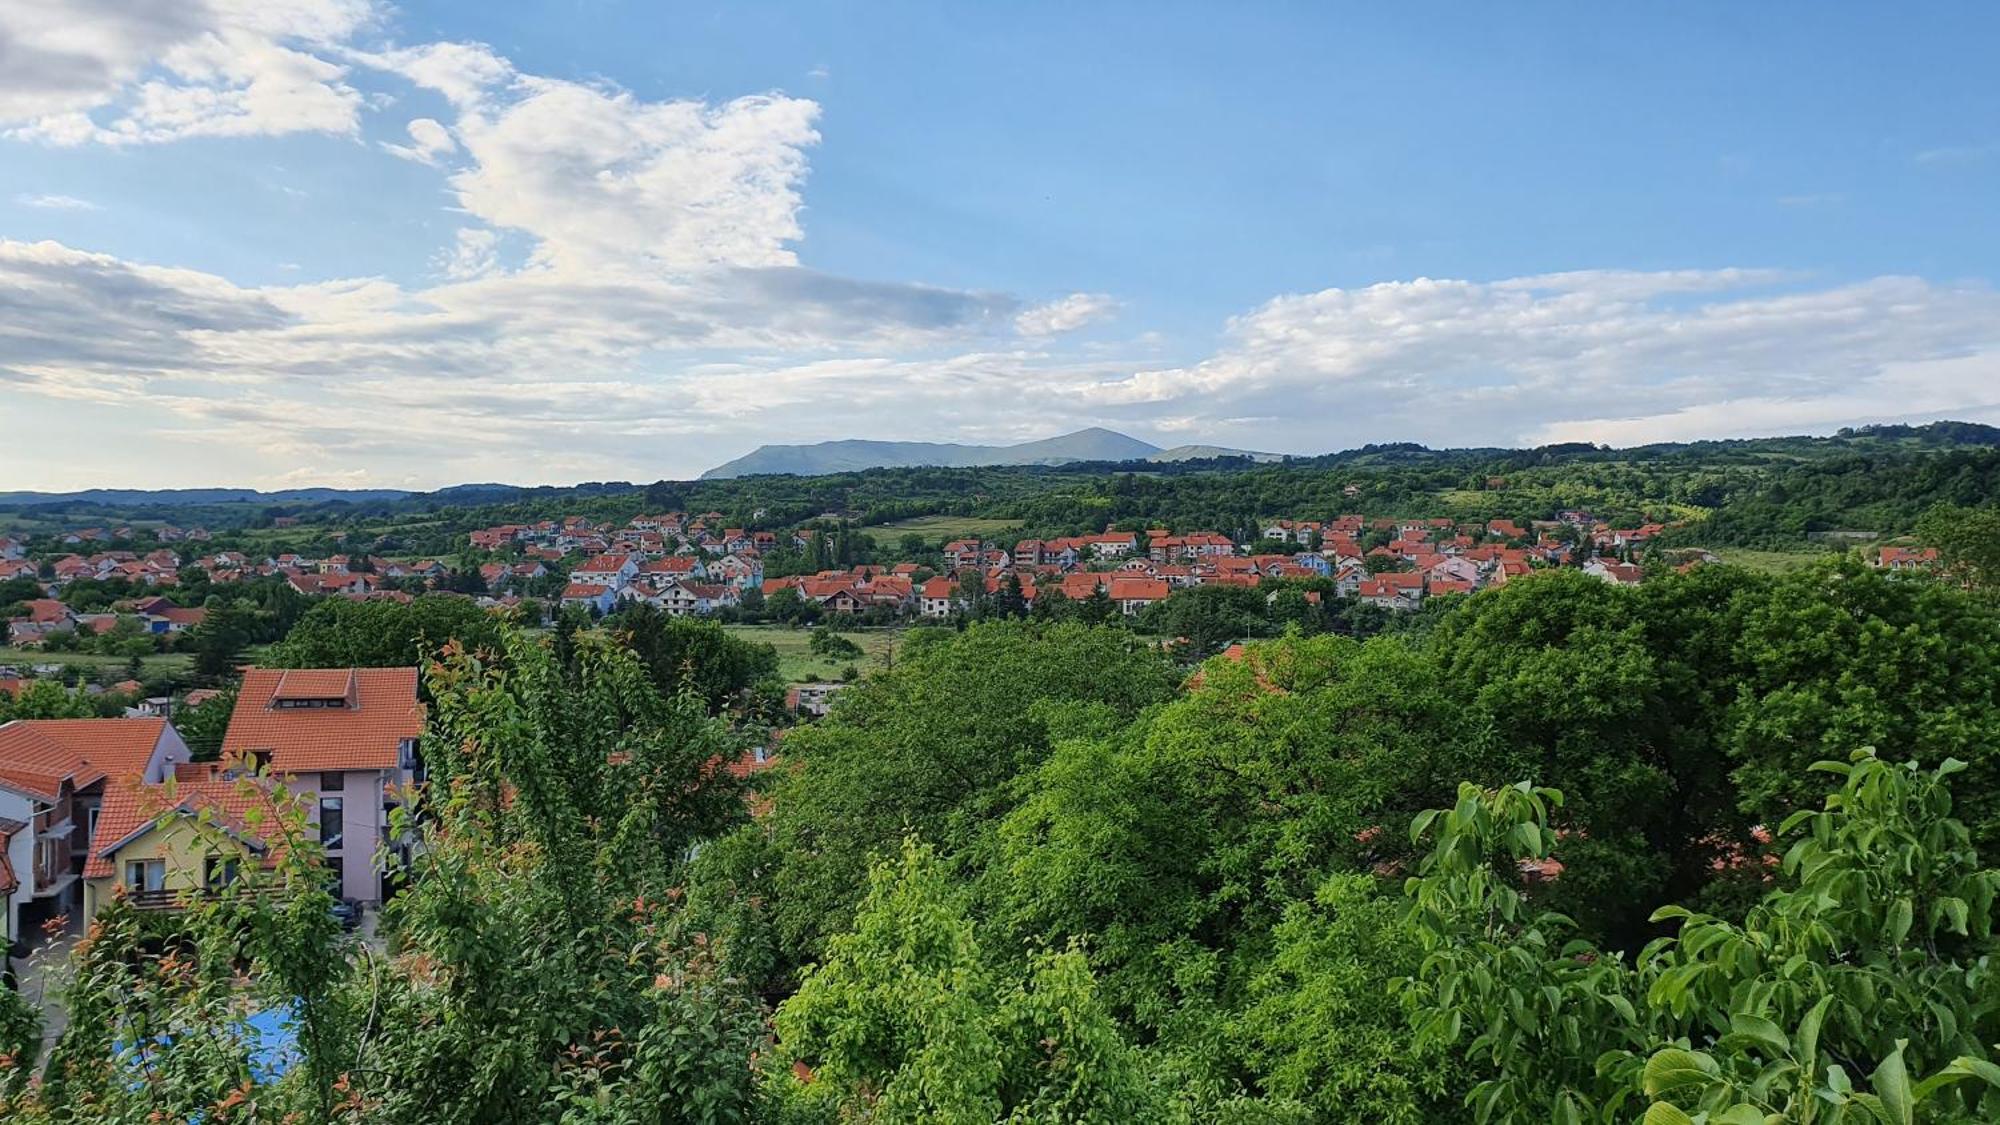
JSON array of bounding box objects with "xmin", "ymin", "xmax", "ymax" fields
[{"xmin": 1, "ymin": 2, "xmax": 1998, "ymax": 487}]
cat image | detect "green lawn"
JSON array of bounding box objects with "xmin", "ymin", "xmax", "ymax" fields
[
  {"xmin": 867, "ymin": 515, "xmax": 1022, "ymax": 543},
  {"xmin": 723, "ymin": 625, "xmax": 901, "ymax": 682},
  {"xmin": 0, "ymin": 645, "xmax": 193, "ymax": 679},
  {"xmin": 1711, "ymin": 547, "xmax": 1835, "ymax": 574}
]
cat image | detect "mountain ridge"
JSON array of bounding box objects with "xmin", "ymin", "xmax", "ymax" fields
[{"xmin": 701, "ymin": 428, "xmax": 1281, "ymax": 478}]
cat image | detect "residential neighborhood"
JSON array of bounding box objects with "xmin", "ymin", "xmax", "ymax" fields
[{"xmin": 0, "ymin": 665, "xmax": 426, "ymax": 946}]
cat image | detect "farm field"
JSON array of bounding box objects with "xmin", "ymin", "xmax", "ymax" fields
[{"xmin": 723, "ymin": 625, "xmax": 902, "ymax": 682}]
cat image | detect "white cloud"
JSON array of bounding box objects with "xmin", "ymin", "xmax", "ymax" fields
[
  {"xmin": 445, "ymin": 81, "xmax": 821, "ymax": 273},
  {"xmin": 0, "ymin": 0, "xmax": 376, "ymax": 145},
  {"xmin": 355, "ymin": 40, "xmax": 513, "ymax": 109},
  {"xmin": 9, "ymin": 237, "xmax": 1998, "ymax": 486},
  {"xmin": 433, "ymin": 227, "xmax": 498, "ymax": 280},
  {"xmin": 1070, "ymin": 270, "xmax": 2000, "ymax": 451},
  {"xmin": 15, "ymin": 193, "xmax": 99, "ymax": 211},
  {"xmin": 382, "ymin": 116, "xmax": 456, "ymax": 164},
  {"xmin": 1015, "ymin": 292, "xmax": 1118, "ymax": 336},
  {"xmin": 5, "ymin": 5, "xmax": 1996, "ymax": 486},
  {"xmin": 1915, "ymin": 143, "xmax": 1994, "ymax": 166}
]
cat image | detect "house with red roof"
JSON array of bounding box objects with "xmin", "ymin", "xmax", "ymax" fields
[
  {"xmin": 1582, "ymin": 558, "xmax": 1644, "ymax": 587},
  {"xmin": 1107, "ymin": 575, "xmax": 1169, "ymax": 615},
  {"xmin": 918, "ymin": 576, "xmax": 960, "ymax": 618},
  {"xmin": 81, "ymin": 764, "xmax": 291, "ymax": 923},
  {"xmin": 561, "ymin": 582, "xmax": 616, "ymax": 614},
  {"xmin": 0, "ymin": 717, "xmax": 193, "ymax": 940},
  {"xmin": 1877, "ymin": 546, "xmax": 1940, "ymax": 571},
  {"xmin": 217, "ymin": 667, "xmax": 426, "ymax": 905}
]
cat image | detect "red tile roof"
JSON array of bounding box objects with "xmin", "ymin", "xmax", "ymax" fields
[
  {"xmin": 222, "ymin": 667, "xmax": 424, "ymax": 774},
  {"xmin": 0, "ymin": 718, "xmax": 171, "ymax": 800},
  {"xmin": 83, "ymin": 771, "xmax": 289, "ymax": 879}
]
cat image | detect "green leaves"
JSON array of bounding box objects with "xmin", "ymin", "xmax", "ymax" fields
[{"xmin": 1643, "ymin": 1048, "xmax": 1718, "ymax": 1098}]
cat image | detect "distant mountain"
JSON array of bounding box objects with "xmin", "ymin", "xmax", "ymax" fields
[
  {"xmin": 702, "ymin": 427, "xmax": 1171, "ymax": 478},
  {"xmin": 0, "ymin": 486, "xmax": 417, "ymax": 508},
  {"xmin": 1147, "ymin": 444, "xmax": 1289, "ymax": 464}
]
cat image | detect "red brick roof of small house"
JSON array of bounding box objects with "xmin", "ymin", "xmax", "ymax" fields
[
  {"xmin": 920, "ymin": 576, "xmax": 956, "ymax": 598},
  {"xmin": 1108, "ymin": 576, "xmax": 1170, "ymax": 602},
  {"xmin": 22, "ymin": 599, "xmax": 71, "ymax": 624},
  {"xmin": 562, "ymin": 582, "xmax": 611, "ymax": 600},
  {"xmin": 574, "ymin": 554, "xmax": 632, "ymax": 574},
  {"xmin": 1879, "ymin": 546, "xmax": 1940, "ymax": 567},
  {"xmin": 0, "ymin": 717, "xmax": 173, "ymax": 802},
  {"xmin": 83, "ymin": 770, "xmax": 290, "ymax": 879},
  {"xmin": 221, "ymin": 667, "xmax": 424, "ymax": 775}
]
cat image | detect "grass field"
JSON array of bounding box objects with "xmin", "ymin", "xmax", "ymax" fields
[
  {"xmin": 0, "ymin": 646, "xmax": 194, "ymax": 679},
  {"xmin": 867, "ymin": 515, "xmax": 1021, "ymax": 543},
  {"xmin": 1712, "ymin": 548, "xmax": 1835, "ymax": 574},
  {"xmin": 723, "ymin": 625, "xmax": 901, "ymax": 682}
]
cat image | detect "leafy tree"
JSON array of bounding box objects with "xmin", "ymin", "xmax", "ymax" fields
[
  {"xmin": 806, "ymin": 625, "xmax": 862, "ymax": 662},
  {"xmin": 0, "ymin": 679, "xmax": 95, "ymax": 721},
  {"xmin": 1723, "ymin": 559, "xmax": 2000, "ymax": 851},
  {"xmin": 174, "ymin": 686, "xmax": 237, "ymax": 760},
  {"xmin": 1134, "ymin": 582, "xmax": 1271, "ymax": 659},
  {"xmin": 737, "ymin": 622, "xmax": 1178, "ymax": 976},
  {"xmin": 611, "ymin": 602, "xmax": 780, "ymax": 713},
  {"xmin": 266, "ymin": 594, "xmax": 505, "ymax": 670},
  {"xmin": 187, "ymin": 599, "xmax": 263, "ymax": 681},
  {"xmin": 1917, "ymin": 502, "xmax": 2000, "ymax": 590},
  {"xmin": 765, "ymin": 839, "xmax": 1161, "ymax": 1123},
  {"xmin": 999, "ymin": 634, "xmax": 1476, "ymax": 1054},
  {"xmin": 1231, "ymin": 875, "xmax": 1455, "ymax": 1123},
  {"xmin": 1398, "ymin": 750, "xmax": 2000, "ymax": 1123}
]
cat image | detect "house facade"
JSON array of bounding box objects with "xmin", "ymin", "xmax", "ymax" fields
[
  {"xmin": 217, "ymin": 667, "xmax": 426, "ymax": 904},
  {"xmin": 0, "ymin": 718, "xmax": 193, "ymax": 940}
]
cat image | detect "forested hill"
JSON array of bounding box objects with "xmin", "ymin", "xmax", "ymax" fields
[{"xmin": 7, "ymin": 421, "xmax": 1999, "ymax": 551}]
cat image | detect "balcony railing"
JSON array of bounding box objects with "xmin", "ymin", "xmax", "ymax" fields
[{"xmin": 124, "ymin": 887, "xmax": 240, "ymax": 911}]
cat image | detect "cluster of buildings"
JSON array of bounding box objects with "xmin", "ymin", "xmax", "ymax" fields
[
  {"xmin": 909, "ymin": 514, "xmax": 1653, "ymax": 616},
  {"xmin": 461, "ymin": 514, "xmax": 776, "ymax": 618},
  {"xmin": 6, "ymin": 595, "xmax": 208, "ymax": 647},
  {"xmin": 472, "ymin": 506, "xmax": 1679, "ymax": 621},
  {"xmin": 0, "ymin": 666, "xmax": 425, "ymax": 945}
]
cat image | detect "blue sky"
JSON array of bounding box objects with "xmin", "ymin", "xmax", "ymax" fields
[{"xmin": 2, "ymin": 2, "xmax": 1997, "ymax": 489}]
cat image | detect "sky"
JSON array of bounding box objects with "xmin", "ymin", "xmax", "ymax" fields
[{"xmin": 1, "ymin": 2, "xmax": 1997, "ymax": 491}]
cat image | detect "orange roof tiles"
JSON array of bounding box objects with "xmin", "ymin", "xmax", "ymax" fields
[
  {"xmin": 222, "ymin": 667, "xmax": 424, "ymax": 774},
  {"xmin": 0, "ymin": 718, "xmax": 171, "ymax": 800},
  {"xmin": 83, "ymin": 772, "xmax": 289, "ymax": 879},
  {"xmin": 270, "ymin": 668, "xmax": 355, "ymax": 702}
]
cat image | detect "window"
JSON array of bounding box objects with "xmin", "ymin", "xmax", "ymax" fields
[
  {"xmin": 319, "ymin": 797, "xmax": 344, "ymax": 850},
  {"xmin": 125, "ymin": 859, "xmax": 165, "ymax": 892},
  {"xmin": 204, "ymin": 855, "xmax": 239, "ymax": 890},
  {"xmin": 87, "ymin": 805, "xmax": 100, "ymax": 842},
  {"xmin": 319, "ymin": 770, "xmax": 345, "ymax": 792}
]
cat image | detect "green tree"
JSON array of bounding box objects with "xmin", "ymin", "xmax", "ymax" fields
[
  {"xmin": 736, "ymin": 622, "xmax": 1178, "ymax": 977},
  {"xmin": 1398, "ymin": 750, "xmax": 2000, "ymax": 1123},
  {"xmin": 611, "ymin": 602, "xmax": 780, "ymax": 713},
  {"xmin": 267, "ymin": 594, "xmax": 505, "ymax": 670},
  {"xmin": 766, "ymin": 839, "xmax": 1161, "ymax": 1123},
  {"xmin": 806, "ymin": 625, "xmax": 863, "ymax": 662}
]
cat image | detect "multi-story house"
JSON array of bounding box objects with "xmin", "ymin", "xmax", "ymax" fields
[
  {"xmin": 0, "ymin": 718, "xmax": 193, "ymax": 940},
  {"xmin": 208, "ymin": 667, "xmax": 427, "ymax": 906}
]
